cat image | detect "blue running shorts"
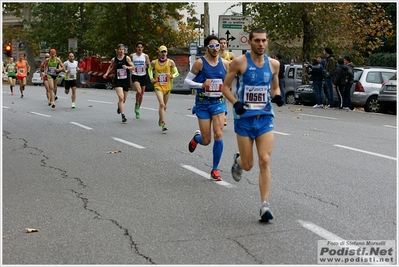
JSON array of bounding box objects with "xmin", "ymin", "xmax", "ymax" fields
[
  {"xmin": 234, "ymin": 115, "xmax": 274, "ymax": 139},
  {"xmin": 192, "ymin": 99, "xmax": 227, "ymax": 120}
]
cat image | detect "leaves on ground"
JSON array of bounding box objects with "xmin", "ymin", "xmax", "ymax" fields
[
  {"xmin": 106, "ymin": 150, "xmax": 121, "ymax": 154},
  {"xmin": 26, "ymin": 228, "xmax": 39, "ymax": 233}
]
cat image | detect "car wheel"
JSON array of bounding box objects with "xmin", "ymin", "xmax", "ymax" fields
[
  {"xmin": 105, "ymin": 82, "xmax": 113, "ymax": 90},
  {"xmin": 364, "ymin": 95, "xmax": 379, "ymax": 113},
  {"xmin": 285, "ymin": 92, "xmax": 296, "ymax": 105}
]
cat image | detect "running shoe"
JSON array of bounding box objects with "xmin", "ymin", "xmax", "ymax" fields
[
  {"xmin": 11, "ymin": 92, "xmax": 14, "ymax": 95},
  {"xmin": 117, "ymin": 105, "xmax": 120, "ymax": 114},
  {"xmin": 259, "ymin": 202, "xmax": 274, "ymax": 222},
  {"xmin": 231, "ymin": 153, "xmax": 243, "ymax": 182},
  {"xmin": 162, "ymin": 123, "xmax": 168, "ymax": 131},
  {"xmin": 48, "ymin": 101, "xmax": 51, "ymax": 106},
  {"xmin": 158, "ymin": 117, "xmax": 162, "ymax": 127},
  {"xmin": 71, "ymin": 102, "xmax": 76, "ymax": 109},
  {"xmin": 210, "ymin": 169, "xmax": 222, "ymax": 181},
  {"xmin": 51, "ymin": 103, "xmax": 55, "ymax": 108},
  {"xmin": 122, "ymin": 115, "xmax": 127, "ymax": 123},
  {"xmin": 55, "ymin": 96, "xmax": 58, "ymax": 101},
  {"xmin": 21, "ymin": 94, "xmax": 24, "ymax": 98},
  {"xmin": 135, "ymin": 104, "xmax": 140, "ymax": 119},
  {"xmin": 188, "ymin": 130, "xmax": 201, "ymax": 153}
]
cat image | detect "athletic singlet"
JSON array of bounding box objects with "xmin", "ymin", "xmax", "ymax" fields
[
  {"xmin": 47, "ymin": 58, "xmax": 59, "ymax": 76},
  {"xmin": 154, "ymin": 59, "xmax": 172, "ymax": 92},
  {"xmin": 6, "ymin": 63, "xmax": 16, "ymax": 76},
  {"xmin": 220, "ymin": 51, "xmax": 231, "ymax": 61},
  {"xmin": 64, "ymin": 60, "xmax": 78, "ymax": 80},
  {"xmin": 233, "ymin": 52, "xmax": 274, "ymax": 118},
  {"xmin": 194, "ymin": 56, "xmax": 226, "ymax": 98},
  {"xmin": 16, "ymin": 60, "xmax": 28, "ymax": 77},
  {"xmin": 131, "ymin": 53, "xmax": 147, "ymax": 76},
  {"xmin": 114, "ymin": 55, "xmax": 129, "ymax": 84}
]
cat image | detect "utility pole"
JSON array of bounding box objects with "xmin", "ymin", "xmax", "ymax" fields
[{"xmin": 204, "ymin": 2, "xmax": 210, "ymax": 38}]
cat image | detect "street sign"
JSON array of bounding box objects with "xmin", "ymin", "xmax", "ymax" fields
[
  {"xmin": 188, "ymin": 42, "xmax": 198, "ymax": 55},
  {"xmin": 218, "ymin": 15, "xmax": 252, "ymax": 50}
]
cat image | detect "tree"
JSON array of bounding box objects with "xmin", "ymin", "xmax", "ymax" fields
[{"xmin": 243, "ymin": 2, "xmax": 395, "ymax": 65}]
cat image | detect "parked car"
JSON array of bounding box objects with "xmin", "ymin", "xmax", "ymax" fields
[
  {"xmin": 294, "ymin": 84, "xmax": 331, "ymax": 106},
  {"xmin": 31, "ymin": 69, "xmax": 43, "ymax": 86},
  {"xmin": 284, "ymin": 64, "xmax": 303, "ymax": 104},
  {"xmin": 378, "ymin": 73, "xmax": 397, "ymax": 114},
  {"xmin": 56, "ymin": 72, "xmax": 66, "ymax": 87},
  {"xmin": 351, "ymin": 66, "xmax": 396, "ymax": 112}
]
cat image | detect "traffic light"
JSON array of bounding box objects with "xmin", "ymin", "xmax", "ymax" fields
[{"xmin": 4, "ymin": 43, "xmax": 12, "ymax": 57}]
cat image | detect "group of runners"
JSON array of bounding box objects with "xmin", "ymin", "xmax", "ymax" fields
[{"xmin": 4, "ymin": 28, "xmax": 283, "ymax": 221}]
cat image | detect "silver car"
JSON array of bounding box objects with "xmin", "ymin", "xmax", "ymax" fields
[
  {"xmin": 284, "ymin": 64, "xmax": 303, "ymax": 104},
  {"xmin": 378, "ymin": 73, "xmax": 397, "ymax": 114},
  {"xmin": 351, "ymin": 67, "xmax": 396, "ymax": 112}
]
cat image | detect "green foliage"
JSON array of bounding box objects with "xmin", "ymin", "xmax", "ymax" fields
[{"xmin": 368, "ymin": 53, "xmax": 397, "ymax": 67}]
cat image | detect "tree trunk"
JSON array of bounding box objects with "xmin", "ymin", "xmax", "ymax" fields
[{"xmin": 23, "ymin": 3, "xmax": 35, "ymax": 84}]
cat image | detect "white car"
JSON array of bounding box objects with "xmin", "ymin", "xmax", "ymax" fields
[{"xmin": 32, "ymin": 70, "xmax": 43, "ymax": 86}]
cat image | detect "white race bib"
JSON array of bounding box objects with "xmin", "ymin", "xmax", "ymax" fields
[
  {"xmin": 243, "ymin": 85, "xmax": 268, "ymax": 110},
  {"xmin": 157, "ymin": 73, "xmax": 168, "ymax": 85},
  {"xmin": 205, "ymin": 78, "xmax": 223, "ymax": 97},
  {"xmin": 117, "ymin": 69, "xmax": 127, "ymax": 79}
]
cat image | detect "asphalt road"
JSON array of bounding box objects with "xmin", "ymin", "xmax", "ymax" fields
[{"xmin": 2, "ymin": 85, "xmax": 397, "ymax": 265}]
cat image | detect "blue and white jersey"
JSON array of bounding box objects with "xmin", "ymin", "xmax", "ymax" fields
[{"xmin": 233, "ymin": 52, "xmax": 275, "ymax": 119}]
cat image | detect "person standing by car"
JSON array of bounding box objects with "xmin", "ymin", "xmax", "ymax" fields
[
  {"xmin": 333, "ymin": 58, "xmax": 348, "ymax": 109},
  {"xmin": 275, "ymin": 53, "xmax": 286, "ymax": 105},
  {"xmin": 15, "ymin": 53, "xmax": 31, "ymax": 99},
  {"xmin": 62, "ymin": 53, "xmax": 81, "ymax": 109},
  {"xmin": 148, "ymin": 45, "xmax": 179, "ymax": 131},
  {"xmin": 222, "ymin": 28, "xmax": 284, "ymax": 222},
  {"xmin": 43, "ymin": 49, "xmax": 63, "ymax": 108},
  {"xmin": 78, "ymin": 57, "xmax": 86, "ymax": 86},
  {"xmin": 324, "ymin": 47, "xmax": 336, "ymax": 108},
  {"xmin": 343, "ymin": 56, "xmax": 354, "ymax": 110},
  {"xmin": 40, "ymin": 53, "xmax": 51, "ymax": 105},
  {"xmin": 307, "ymin": 58, "xmax": 325, "ymax": 108},
  {"xmin": 184, "ymin": 35, "xmax": 229, "ymax": 181},
  {"xmin": 6, "ymin": 57, "xmax": 16, "ymax": 95},
  {"xmin": 130, "ymin": 41, "xmax": 150, "ymax": 119},
  {"xmin": 103, "ymin": 44, "xmax": 134, "ymax": 123}
]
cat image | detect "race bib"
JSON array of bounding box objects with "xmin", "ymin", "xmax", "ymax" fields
[
  {"xmin": 157, "ymin": 73, "xmax": 168, "ymax": 85},
  {"xmin": 243, "ymin": 85, "xmax": 268, "ymax": 110},
  {"xmin": 48, "ymin": 67, "xmax": 57, "ymax": 75},
  {"xmin": 69, "ymin": 74, "xmax": 75, "ymax": 79},
  {"xmin": 205, "ymin": 79, "xmax": 223, "ymax": 97},
  {"xmin": 18, "ymin": 68, "xmax": 25, "ymax": 75},
  {"xmin": 117, "ymin": 68, "xmax": 127, "ymax": 79},
  {"xmin": 134, "ymin": 66, "xmax": 145, "ymax": 75}
]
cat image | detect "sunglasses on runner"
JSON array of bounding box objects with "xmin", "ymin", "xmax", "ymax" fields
[{"xmin": 207, "ymin": 43, "xmax": 220, "ymax": 49}]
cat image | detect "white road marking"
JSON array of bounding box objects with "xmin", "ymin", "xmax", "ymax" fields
[
  {"xmin": 334, "ymin": 144, "xmax": 396, "ymax": 161},
  {"xmin": 181, "ymin": 164, "xmax": 236, "ymax": 188},
  {"xmin": 29, "ymin": 111, "xmax": 51, "ymax": 117},
  {"xmin": 111, "ymin": 137, "xmax": 145, "ymax": 149},
  {"xmin": 299, "ymin": 113, "xmax": 337, "ymax": 120},
  {"xmin": 87, "ymin": 100, "xmax": 113, "ymax": 104},
  {"xmin": 298, "ymin": 220, "xmax": 390, "ymax": 265},
  {"xmin": 141, "ymin": 107, "xmax": 158, "ymax": 111},
  {"xmin": 383, "ymin": 125, "xmax": 396, "ymax": 129},
  {"xmin": 70, "ymin": 122, "xmax": 92, "ymax": 130},
  {"xmin": 274, "ymin": 131, "xmax": 290, "ymax": 136},
  {"xmin": 186, "ymin": 115, "xmax": 196, "ymax": 118},
  {"xmin": 3, "ymin": 106, "xmax": 10, "ymax": 109}
]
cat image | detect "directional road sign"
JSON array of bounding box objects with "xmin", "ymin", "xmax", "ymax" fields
[{"xmin": 218, "ymin": 15, "xmax": 253, "ymax": 50}]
